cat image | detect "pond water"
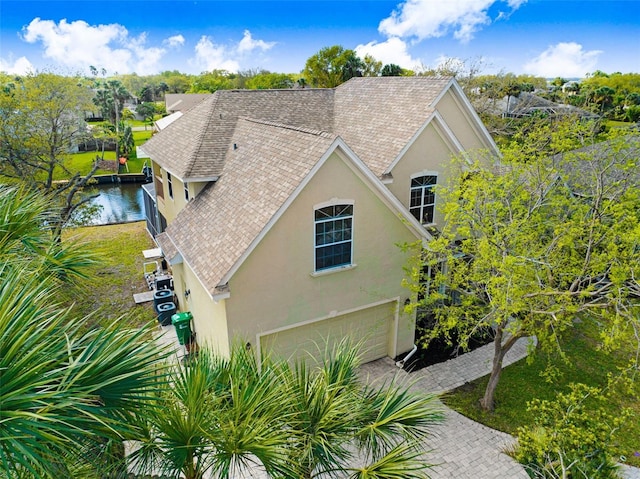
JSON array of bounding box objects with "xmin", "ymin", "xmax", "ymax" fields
[{"xmin": 86, "ymin": 182, "xmax": 145, "ymax": 225}]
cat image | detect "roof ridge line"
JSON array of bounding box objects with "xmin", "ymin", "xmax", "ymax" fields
[
  {"xmin": 239, "ymin": 116, "xmax": 335, "ymax": 139},
  {"xmin": 184, "ymin": 94, "xmax": 222, "ymax": 177}
]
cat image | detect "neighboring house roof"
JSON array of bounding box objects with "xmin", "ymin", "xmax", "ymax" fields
[
  {"xmin": 142, "ymin": 77, "xmax": 457, "ymax": 181},
  {"xmin": 154, "ymin": 111, "xmax": 182, "ymax": 131},
  {"xmin": 507, "ymin": 92, "xmax": 597, "ymax": 119},
  {"xmin": 165, "ymin": 93, "xmax": 211, "ymax": 113}
]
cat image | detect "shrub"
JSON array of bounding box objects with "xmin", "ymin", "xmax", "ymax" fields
[{"xmin": 511, "ymin": 383, "xmax": 629, "ymax": 479}]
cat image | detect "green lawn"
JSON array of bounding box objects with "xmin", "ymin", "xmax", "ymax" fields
[
  {"xmin": 442, "ymin": 322, "xmax": 640, "ymax": 467},
  {"xmin": 58, "ymin": 128, "xmax": 154, "ymax": 179},
  {"xmin": 62, "ymin": 221, "xmax": 157, "ymax": 329}
]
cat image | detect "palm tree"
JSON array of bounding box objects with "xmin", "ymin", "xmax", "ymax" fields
[
  {"xmin": 283, "ymin": 340, "xmax": 442, "ymax": 478},
  {"xmin": 0, "ymin": 185, "xmax": 170, "ymax": 478},
  {"xmin": 130, "ymin": 340, "xmax": 443, "ymax": 479}
]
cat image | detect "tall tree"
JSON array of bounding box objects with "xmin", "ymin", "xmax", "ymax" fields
[
  {"xmin": 381, "ymin": 63, "xmax": 404, "ymax": 77},
  {"xmin": 92, "ymin": 79, "xmax": 131, "ymax": 158},
  {"xmin": 0, "ymin": 72, "xmax": 99, "ymax": 240},
  {"xmin": 302, "ymin": 45, "xmax": 358, "ymax": 88},
  {"xmin": 361, "ymin": 54, "xmax": 383, "ymax": 77},
  {"xmin": 404, "ymin": 120, "xmax": 640, "ymax": 411},
  {"xmin": 245, "ymin": 71, "xmax": 295, "ymax": 89}
]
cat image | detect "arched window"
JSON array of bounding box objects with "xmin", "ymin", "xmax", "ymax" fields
[
  {"xmin": 314, "ymin": 204, "xmax": 353, "ymax": 271},
  {"xmin": 410, "ymin": 175, "xmax": 437, "ymax": 224}
]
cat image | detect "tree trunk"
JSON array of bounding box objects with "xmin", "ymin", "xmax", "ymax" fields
[{"xmin": 480, "ymin": 327, "xmax": 519, "ymax": 411}]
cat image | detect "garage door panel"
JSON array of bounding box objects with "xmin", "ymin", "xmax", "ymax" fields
[{"xmin": 260, "ymin": 302, "xmax": 396, "ymax": 365}]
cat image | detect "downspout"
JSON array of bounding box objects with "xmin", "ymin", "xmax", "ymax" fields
[{"xmin": 395, "ymin": 344, "xmax": 417, "ymax": 368}]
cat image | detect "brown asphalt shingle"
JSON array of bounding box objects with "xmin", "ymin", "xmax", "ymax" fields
[
  {"xmin": 142, "ymin": 89, "xmax": 334, "ymax": 180},
  {"xmin": 334, "ymin": 76, "xmax": 451, "ymax": 176},
  {"xmin": 161, "ymin": 118, "xmax": 337, "ymax": 295},
  {"xmin": 143, "ymin": 77, "xmax": 452, "ymax": 180},
  {"xmin": 146, "ymin": 77, "xmax": 456, "ymax": 295}
]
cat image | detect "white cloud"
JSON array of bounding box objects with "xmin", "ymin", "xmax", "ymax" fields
[
  {"xmin": 190, "ymin": 30, "xmax": 276, "ymax": 73},
  {"xmin": 355, "ymin": 37, "xmax": 420, "ymax": 70},
  {"xmin": 20, "ymin": 18, "xmax": 168, "ymax": 74},
  {"xmin": 523, "ymin": 42, "xmax": 602, "ymax": 78},
  {"xmin": 164, "ymin": 35, "xmax": 185, "ymax": 48},
  {"xmin": 191, "ymin": 36, "xmax": 240, "ymax": 73},
  {"xmin": 237, "ymin": 30, "xmax": 275, "ymax": 54},
  {"xmin": 379, "ymin": 0, "xmax": 526, "ymax": 43},
  {"xmin": 0, "ymin": 56, "xmax": 35, "ymax": 75}
]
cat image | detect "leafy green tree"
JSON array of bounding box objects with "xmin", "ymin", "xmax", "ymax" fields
[
  {"xmin": 302, "ymin": 45, "xmax": 359, "ymax": 88},
  {"xmin": 0, "ymin": 185, "xmax": 169, "ymax": 478},
  {"xmin": 130, "ymin": 340, "xmax": 442, "ymax": 479},
  {"xmin": 119, "ymin": 123, "xmax": 135, "ymax": 158},
  {"xmin": 381, "ymin": 64, "xmax": 404, "ymax": 76},
  {"xmin": 341, "ymin": 50, "xmax": 365, "ymax": 81},
  {"xmin": 189, "ymin": 70, "xmax": 236, "ymax": 93},
  {"xmin": 0, "ymin": 72, "xmax": 99, "ymax": 240},
  {"xmin": 137, "ymin": 102, "xmax": 156, "ymax": 126},
  {"xmin": 160, "ymin": 70, "xmax": 192, "ymax": 93},
  {"xmin": 361, "ymin": 54, "xmax": 383, "ymax": 77},
  {"xmin": 404, "ymin": 120, "xmax": 640, "ymax": 411},
  {"xmin": 245, "ymin": 71, "xmax": 295, "ymax": 89}
]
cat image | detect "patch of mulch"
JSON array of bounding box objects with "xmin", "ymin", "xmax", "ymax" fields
[
  {"xmin": 396, "ymin": 313, "xmax": 495, "ymax": 372},
  {"xmin": 94, "ymin": 158, "xmax": 118, "ymax": 172}
]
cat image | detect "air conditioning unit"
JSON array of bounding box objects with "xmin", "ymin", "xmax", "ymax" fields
[
  {"xmin": 156, "ymin": 302, "xmax": 177, "ymax": 326},
  {"xmin": 153, "ymin": 289, "xmax": 173, "ymax": 308}
]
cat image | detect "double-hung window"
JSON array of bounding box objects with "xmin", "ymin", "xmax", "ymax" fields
[
  {"xmin": 410, "ymin": 175, "xmax": 437, "ymax": 224},
  {"xmin": 314, "ymin": 204, "xmax": 353, "ymax": 271}
]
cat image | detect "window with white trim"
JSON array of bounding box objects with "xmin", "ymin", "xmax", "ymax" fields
[
  {"xmin": 410, "ymin": 175, "xmax": 436, "ymax": 224},
  {"xmin": 167, "ymin": 172, "xmax": 174, "ymax": 199},
  {"xmin": 184, "ymin": 182, "xmax": 189, "ymax": 201},
  {"xmin": 314, "ymin": 204, "xmax": 353, "ymax": 271}
]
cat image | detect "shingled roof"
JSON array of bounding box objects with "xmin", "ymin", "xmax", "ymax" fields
[
  {"xmin": 142, "ymin": 89, "xmax": 335, "ymax": 180},
  {"xmin": 150, "ymin": 77, "xmax": 457, "ymax": 296},
  {"xmin": 156, "ymin": 118, "xmax": 337, "ymax": 296},
  {"xmin": 142, "ymin": 76, "xmax": 453, "ymax": 180},
  {"xmin": 334, "ymin": 76, "xmax": 452, "ymax": 176}
]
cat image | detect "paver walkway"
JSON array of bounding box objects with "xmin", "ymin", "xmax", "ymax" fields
[
  {"xmin": 154, "ymin": 327, "xmax": 639, "ymax": 478},
  {"xmin": 360, "ymin": 337, "xmax": 640, "ymax": 479},
  {"xmin": 360, "ymin": 338, "xmax": 533, "ymax": 478}
]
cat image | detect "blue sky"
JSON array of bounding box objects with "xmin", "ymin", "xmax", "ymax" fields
[{"xmin": 1, "ymin": 0, "xmax": 638, "ymax": 78}]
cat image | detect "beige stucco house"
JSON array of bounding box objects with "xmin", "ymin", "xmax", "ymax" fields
[{"xmin": 140, "ymin": 77, "xmax": 498, "ymax": 363}]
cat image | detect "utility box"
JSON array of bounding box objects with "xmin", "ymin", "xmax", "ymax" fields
[
  {"xmin": 155, "ymin": 274, "xmax": 173, "ymax": 290},
  {"xmin": 171, "ymin": 312, "xmax": 193, "ymax": 345}
]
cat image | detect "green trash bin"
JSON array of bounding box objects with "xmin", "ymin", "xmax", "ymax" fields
[{"xmin": 171, "ymin": 312, "xmax": 193, "ymax": 345}]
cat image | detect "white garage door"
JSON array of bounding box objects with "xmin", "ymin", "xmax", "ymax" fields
[{"xmin": 260, "ymin": 301, "xmax": 397, "ymax": 365}]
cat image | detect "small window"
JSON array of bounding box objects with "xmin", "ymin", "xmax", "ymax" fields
[
  {"xmin": 167, "ymin": 172, "xmax": 174, "ymax": 199},
  {"xmin": 314, "ymin": 204, "xmax": 353, "ymax": 271},
  {"xmin": 184, "ymin": 182, "xmax": 189, "ymax": 201},
  {"xmin": 410, "ymin": 175, "xmax": 437, "ymax": 224}
]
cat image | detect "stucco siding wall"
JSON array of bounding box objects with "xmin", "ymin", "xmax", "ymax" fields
[
  {"xmin": 435, "ymin": 90, "xmax": 491, "ymax": 151},
  {"xmin": 160, "ymin": 170, "xmax": 187, "ymax": 224},
  {"xmin": 174, "ymin": 261, "xmax": 230, "ymax": 356},
  {"xmin": 225, "ymin": 151, "xmax": 418, "ymax": 357},
  {"xmin": 387, "ymin": 123, "xmax": 454, "ymax": 228}
]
